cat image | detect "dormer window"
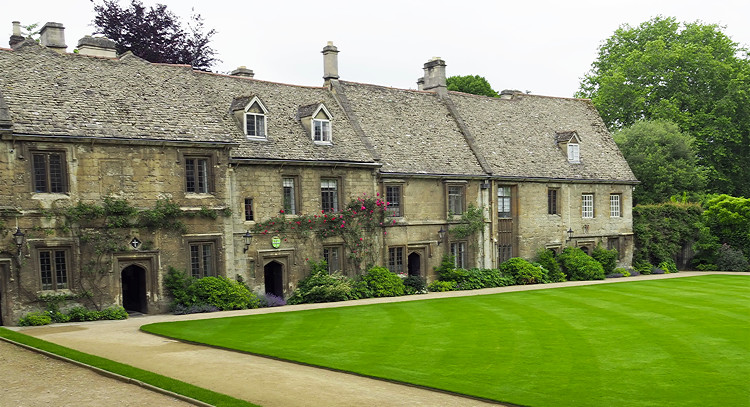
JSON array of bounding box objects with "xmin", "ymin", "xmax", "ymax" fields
[
  {"xmin": 298, "ymin": 103, "xmax": 333, "ymax": 145},
  {"xmin": 556, "ymin": 131, "xmax": 581, "ymax": 164},
  {"xmin": 313, "ymin": 119, "xmax": 331, "ymax": 142},
  {"xmin": 567, "ymin": 143, "xmax": 580, "ymax": 163},
  {"xmin": 243, "ymin": 97, "xmax": 268, "ymax": 140}
]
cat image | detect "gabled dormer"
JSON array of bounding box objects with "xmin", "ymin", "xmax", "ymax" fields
[
  {"xmin": 230, "ymin": 96, "xmax": 268, "ymax": 140},
  {"xmin": 298, "ymin": 103, "xmax": 333, "ymax": 145},
  {"xmin": 556, "ymin": 131, "xmax": 581, "ymax": 164}
]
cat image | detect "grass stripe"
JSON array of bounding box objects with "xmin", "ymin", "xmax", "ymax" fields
[
  {"xmin": 143, "ymin": 275, "xmax": 750, "ymax": 407},
  {"xmin": 0, "ymin": 328, "xmax": 257, "ymax": 407}
]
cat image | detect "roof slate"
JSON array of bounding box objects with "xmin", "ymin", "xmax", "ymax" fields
[
  {"xmin": 0, "ymin": 43, "xmax": 375, "ymax": 164},
  {"xmin": 448, "ymin": 92, "xmax": 637, "ymax": 182}
]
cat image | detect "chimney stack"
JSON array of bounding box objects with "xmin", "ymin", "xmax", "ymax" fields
[
  {"xmin": 77, "ymin": 36, "xmax": 117, "ymax": 58},
  {"xmin": 39, "ymin": 22, "xmax": 67, "ymax": 53},
  {"xmin": 9, "ymin": 21, "xmax": 24, "ymax": 49},
  {"xmin": 422, "ymin": 57, "xmax": 447, "ymax": 96},
  {"xmin": 322, "ymin": 41, "xmax": 339, "ymax": 82},
  {"xmin": 230, "ymin": 66, "xmax": 255, "ymax": 78},
  {"xmin": 416, "ymin": 77, "xmax": 425, "ymax": 91}
]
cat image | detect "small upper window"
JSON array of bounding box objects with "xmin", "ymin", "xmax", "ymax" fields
[
  {"xmin": 243, "ymin": 97, "xmax": 268, "ymax": 140},
  {"xmin": 568, "ymin": 143, "xmax": 580, "ymax": 163},
  {"xmin": 313, "ymin": 119, "xmax": 331, "ymax": 143}
]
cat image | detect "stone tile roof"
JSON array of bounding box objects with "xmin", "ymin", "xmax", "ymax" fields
[
  {"xmin": 338, "ymin": 81, "xmax": 486, "ymax": 176},
  {"xmin": 449, "ymin": 91, "xmax": 637, "ymax": 182},
  {"xmin": 0, "ymin": 42, "xmax": 375, "ymax": 164}
]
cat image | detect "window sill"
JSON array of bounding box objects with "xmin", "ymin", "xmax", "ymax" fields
[
  {"xmin": 246, "ymin": 136, "xmax": 269, "ymax": 141},
  {"xmin": 313, "ymin": 141, "xmax": 333, "ymax": 146},
  {"xmin": 32, "ymin": 193, "xmax": 70, "ymax": 200},
  {"xmin": 185, "ymin": 193, "xmax": 215, "ymax": 199}
]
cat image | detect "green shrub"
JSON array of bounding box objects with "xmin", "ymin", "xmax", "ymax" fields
[
  {"xmin": 359, "ymin": 267, "xmax": 405, "ymax": 297},
  {"xmin": 499, "ymin": 258, "xmax": 546, "ymax": 285},
  {"xmin": 633, "ymin": 201, "xmax": 704, "ymax": 265},
  {"xmin": 67, "ymin": 306, "xmax": 99, "ymax": 322},
  {"xmin": 49, "ymin": 311, "xmax": 70, "ymax": 323},
  {"xmin": 634, "ymin": 260, "xmax": 653, "ymax": 275},
  {"xmin": 164, "ymin": 266, "xmax": 194, "ymax": 309},
  {"xmin": 658, "ymin": 260, "xmax": 679, "ymax": 274},
  {"xmin": 287, "ymin": 260, "xmax": 357, "ymax": 304},
  {"xmin": 592, "ymin": 244, "xmax": 618, "ymax": 274},
  {"xmin": 97, "ymin": 306, "xmax": 128, "ymax": 320},
  {"xmin": 185, "ymin": 276, "xmax": 261, "ymax": 310},
  {"xmin": 613, "ymin": 267, "xmax": 631, "ymax": 277},
  {"xmin": 535, "ymin": 249, "xmax": 566, "ymax": 282},
  {"xmin": 558, "ymin": 247, "xmax": 605, "ymax": 281},
  {"xmin": 715, "ymin": 244, "xmax": 749, "ymax": 271},
  {"xmin": 18, "ymin": 312, "xmax": 52, "ymax": 326},
  {"xmin": 427, "ymin": 280, "xmax": 457, "ymax": 292},
  {"xmin": 403, "ymin": 275, "xmax": 427, "ymax": 294}
]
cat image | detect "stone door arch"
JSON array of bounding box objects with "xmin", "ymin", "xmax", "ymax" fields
[
  {"xmin": 121, "ymin": 264, "xmax": 147, "ymax": 314},
  {"xmin": 407, "ymin": 252, "xmax": 422, "ymax": 276},
  {"xmin": 264, "ymin": 261, "xmax": 284, "ymax": 298}
]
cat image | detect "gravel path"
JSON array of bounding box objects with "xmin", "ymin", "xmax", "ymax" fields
[
  {"xmin": 0, "ymin": 340, "xmax": 195, "ymax": 407},
  {"xmin": 10, "ymin": 271, "xmax": 746, "ymax": 407}
]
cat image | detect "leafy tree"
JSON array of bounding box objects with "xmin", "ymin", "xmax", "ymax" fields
[
  {"xmin": 614, "ymin": 120, "xmax": 706, "ymax": 204},
  {"xmin": 92, "ymin": 0, "xmax": 218, "ymax": 69},
  {"xmin": 578, "ymin": 16, "xmax": 750, "ymax": 196},
  {"xmin": 446, "ymin": 75, "xmax": 499, "ymax": 97},
  {"xmin": 702, "ymin": 195, "xmax": 750, "ymax": 259}
]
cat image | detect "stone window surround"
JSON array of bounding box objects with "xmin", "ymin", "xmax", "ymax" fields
[
  {"xmin": 497, "ymin": 185, "xmax": 512, "ymax": 218},
  {"xmin": 323, "ymin": 245, "xmax": 343, "ymax": 274},
  {"xmin": 24, "ymin": 143, "xmax": 74, "ymax": 195},
  {"xmin": 282, "ymin": 175, "xmax": 300, "ymax": 215},
  {"xmin": 582, "ymin": 193, "xmax": 595, "ymax": 218},
  {"xmin": 244, "ymin": 197, "xmax": 254, "ymax": 222},
  {"xmin": 445, "ymin": 180, "xmax": 468, "ymax": 216},
  {"xmin": 547, "ymin": 188, "xmax": 560, "ymax": 215},
  {"xmin": 180, "ymin": 150, "xmax": 218, "ymax": 195},
  {"xmin": 320, "ymin": 177, "xmax": 342, "ymax": 212},
  {"xmin": 610, "ymin": 193, "xmax": 622, "ymax": 218},
  {"xmin": 186, "ymin": 237, "xmax": 220, "ymax": 279},
  {"xmin": 388, "ymin": 246, "xmax": 405, "ymax": 274},
  {"xmin": 29, "ymin": 239, "xmax": 76, "ymax": 293},
  {"xmin": 450, "ymin": 241, "xmax": 468, "ymax": 269}
]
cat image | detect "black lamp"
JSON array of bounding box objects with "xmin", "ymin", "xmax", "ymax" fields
[
  {"xmin": 437, "ymin": 227, "xmax": 446, "ymax": 246},
  {"xmin": 242, "ymin": 230, "xmax": 253, "ymax": 253},
  {"xmin": 566, "ymin": 227, "xmax": 574, "ymax": 241}
]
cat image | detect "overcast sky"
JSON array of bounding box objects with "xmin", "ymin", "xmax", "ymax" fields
[{"xmin": 4, "ymin": 0, "xmax": 750, "ymax": 98}]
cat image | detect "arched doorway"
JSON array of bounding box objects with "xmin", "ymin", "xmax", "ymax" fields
[
  {"xmin": 407, "ymin": 252, "xmax": 421, "ymax": 276},
  {"xmin": 121, "ymin": 265, "xmax": 147, "ymax": 314},
  {"xmin": 264, "ymin": 261, "xmax": 284, "ymax": 297}
]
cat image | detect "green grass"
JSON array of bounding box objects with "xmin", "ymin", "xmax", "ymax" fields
[
  {"xmin": 0, "ymin": 328, "xmax": 256, "ymax": 407},
  {"xmin": 143, "ymin": 275, "xmax": 750, "ymax": 407}
]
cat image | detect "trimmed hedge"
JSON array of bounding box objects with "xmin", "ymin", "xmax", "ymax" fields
[{"xmin": 558, "ymin": 247, "xmax": 605, "ymax": 281}]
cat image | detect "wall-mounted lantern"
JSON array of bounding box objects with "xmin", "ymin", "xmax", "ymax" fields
[
  {"xmin": 242, "ymin": 230, "xmax": 253, "ymax": 253},
  {"xmin": 437, "ymin": 226, "xmax": 447, "ymax": 246},
  {"xmin": 566, "ymin": 227, "xmax": 574, "ymax": 241},
  {"xmin": 13, "ymin": 227, "xmax": 25, "ymax": 267}
]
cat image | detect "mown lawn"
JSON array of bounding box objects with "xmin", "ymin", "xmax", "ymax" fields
[{"xmin": 142, "ymin": 275, "xmax": 750, "ymax": 407}]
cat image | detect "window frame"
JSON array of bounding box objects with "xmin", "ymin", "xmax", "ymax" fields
[
  {"xmin": 385, "ymin": 184, "xmax": 403, "ymax": 217},
  {"xmin": 188, "ymin": 241, "xmax": 216, "ymax": 279},
  {"xmin": 610, "ymin": 194, "xmax": 621, "ymax": 218},
  {"xmin": 547, "ymin": 188, "xmax": 559, "ymax": 215},
  {"xmin": 31, "ymin": 151, "xmax": 68, "ymax": 193},
  {"xmin": 497, "ymin": 185, "xmax": 512, "ymax": 218},
  {"xmin": 244, "ymin": 197, "xmax": 254, "ymax": 222},
  {"xmin": 323, "ymin": 246, "xmax": 342, "ymax": 274},
  {"xmin": 320, "ymin": 178, "xmax": 340, "ymax": 212},
  {"xmin": 567, "ymin": 143, "xmax": 580, "ymax": 163},
  {"xmin": 446, "ymin": 183, "xmax": 466, "ymax": 216},
  {"xmin": 582, "ymin": 193, "xmax": 594, "ymax": 218},
  {"xmin": 388, "ymin": 246, "xmax": 405, "ymax": 275},
  {"xmin": 38, "ymin": 247, "xmax": 70, "ymax": 291},
  {"xmin": 243, "ymin": 97, "xmax": 269, "ymax": 140},
  {"xmin": 282, "ymin": 176, "xmax": 299, "ymax": 215},
  {"xmin": 313, "ymin": 118, "xmax": 332, "ymax": 143},
  {"xmin": 184, "ymin": 155, "xmax": 213, "ymax": 194},
  {"xmin": 450, "ymin": 241, "xmax": 467, "ymax": 269}
]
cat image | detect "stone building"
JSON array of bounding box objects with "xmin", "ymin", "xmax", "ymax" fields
[{"xmin": 0, "ymin": 22, "xmax": 636, "ymax": 325}]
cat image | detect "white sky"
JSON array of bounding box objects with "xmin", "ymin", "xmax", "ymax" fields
[{"xmin": 4, "ymin": 0, "xmax": 750, "ymax": 98}]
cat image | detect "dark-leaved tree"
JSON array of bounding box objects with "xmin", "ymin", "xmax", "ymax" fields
[
  {"xmin": 577, "ymin": 16, "xmax": 750, "ymax": 197},
  {"xmin": 92, "ymin": 0, "xmax": 218, "ymax": 70},
  {"xmin": 446, "ymin": 75, "xmax": 499, "ymax": 97}
]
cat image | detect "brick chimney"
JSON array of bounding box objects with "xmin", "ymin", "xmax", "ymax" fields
[
  {"xmin": 322, "ymin": 41, "xmax": 339, "ymax": 82},
  {"xmin": 422, "ymin": 57, "xmax": 447, "ymax": 96},
  {"xmin": 230, "ymin": 66, "xmax": 255, "ymax": 78},
  {"xmin": 77, "ymin": 36, "xmax": 117, "ymax": 58},
  {"xmin": 9, "ymin": 21, "xmax": 24, "ymax": 49},
  {"xmin": 39, "ymin": 22, "xmax": 67, "ymax": 53}
]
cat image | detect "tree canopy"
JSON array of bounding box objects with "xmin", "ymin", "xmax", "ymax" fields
[
  {"xmin": 614, "ymin": 120, "xmax": 706, "ymax": 205},
  {"xmin": 92, "ymin": 0, "xmax": 218, "ymax": 70},
  {"xmin": 578, "ymin": 16, "xmax": 750, "ymax": 197},
  {"xmin": 446, "ymin": 75, "xmax": 499, "ymax": 97}
]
